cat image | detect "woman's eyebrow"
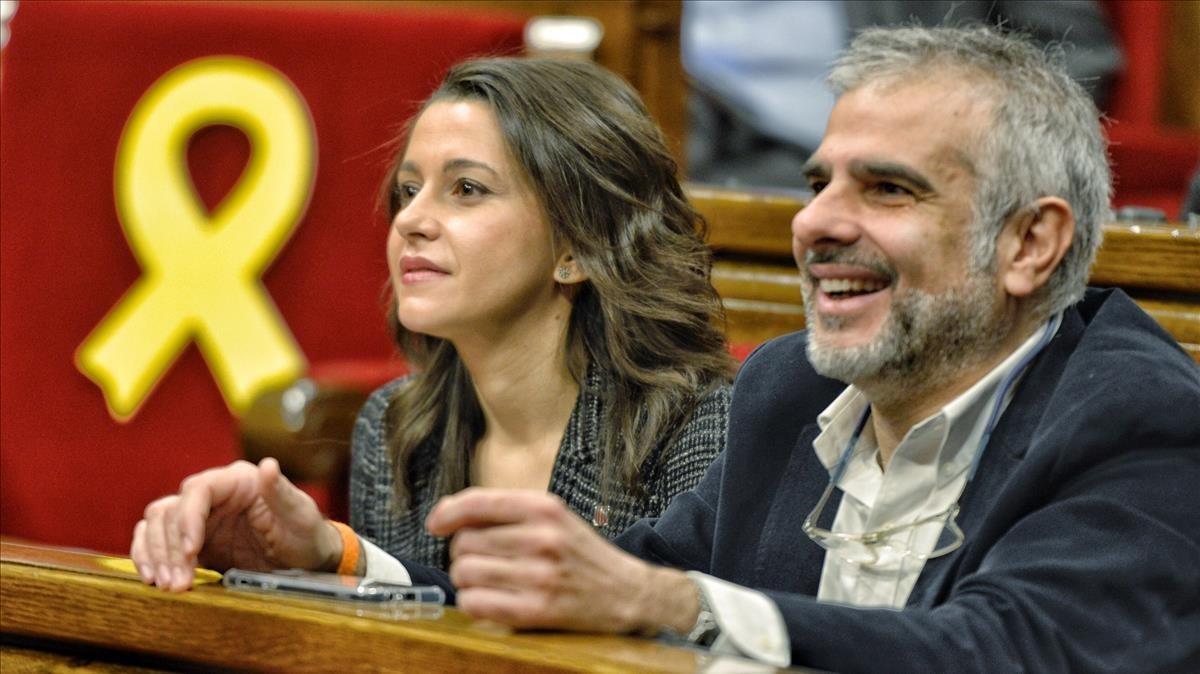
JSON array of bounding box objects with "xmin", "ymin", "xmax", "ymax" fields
[
  {"xmin": 397, "ymin": 158, "xmax": 501, "ymax": 179},
  {"xmin": 443, "ymin": 158, "xmax": 499, "ymax": 177}
]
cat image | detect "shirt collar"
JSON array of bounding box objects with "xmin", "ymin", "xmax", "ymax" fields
[{"xmin": 812, "ymin": 312, "xmax": 1062, "ymax": 486}]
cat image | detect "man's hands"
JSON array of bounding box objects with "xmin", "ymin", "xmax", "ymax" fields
[
  {"xmin": 427, "ymin": 488, "xmax": 698, "ymax": 635},
  {"xmin": 130, "ymin": 458, "xmax": 342, "ymax": 592}
]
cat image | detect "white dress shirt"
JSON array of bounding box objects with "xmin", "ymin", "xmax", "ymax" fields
[
  {"xmin": 361, "ymin": 538, "xmax": 412, "ymax": 584},
  {"xmin": 696, "ymin": 315, "xmax": 1060, "ymax": 664}
]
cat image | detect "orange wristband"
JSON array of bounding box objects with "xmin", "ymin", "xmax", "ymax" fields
[{"xmin": 329, "ymin": 521, "xmax": 360, "ymax": 576}]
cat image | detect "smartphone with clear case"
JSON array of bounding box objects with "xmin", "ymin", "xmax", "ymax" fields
[{"xmin": 222, "ymin": 568, "xmax": 445, "ymax": 606}]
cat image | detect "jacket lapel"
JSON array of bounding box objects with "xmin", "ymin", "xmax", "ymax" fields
[{"xmin": 752, "ymin": 422, "xmax": 840, "ymax": 594}]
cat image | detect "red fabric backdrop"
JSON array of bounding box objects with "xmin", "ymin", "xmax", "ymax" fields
[
  {"xmin": 0, "ymin": 1, "xmax": 523, "ymax": 553},
  {"xmin": 1101, "ymin": 0, "xmax": 1200, "ymax": 216}
]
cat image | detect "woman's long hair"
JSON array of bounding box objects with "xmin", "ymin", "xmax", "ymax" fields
[{"xmin": 381, "ymin": 57, "xmax": 734, "ymax": 508}]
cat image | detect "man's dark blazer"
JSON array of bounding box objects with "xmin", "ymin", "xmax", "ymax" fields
[{"xmin": 616, "ymin": 288, "xmax": 1200, "ymax": 672}]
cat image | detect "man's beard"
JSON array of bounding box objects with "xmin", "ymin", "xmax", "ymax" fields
[{"xmin": 802, "ymin": 250, "xmax": 1005, "ymax": 390}]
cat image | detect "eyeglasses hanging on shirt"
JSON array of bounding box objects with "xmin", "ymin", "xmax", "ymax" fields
[{"xmin": 802, "ymin": 317, "xmax": 1060, "ymax": 565}]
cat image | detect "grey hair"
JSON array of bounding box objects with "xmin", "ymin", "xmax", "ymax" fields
[{"xmin": 828, "ymin": 25, "xmax": 1111, "ymax": 318}]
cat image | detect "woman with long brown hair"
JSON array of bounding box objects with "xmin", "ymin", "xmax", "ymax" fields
[{"xmin": 131, "ymin": 57, "xmax": 734, "ymax": 589}]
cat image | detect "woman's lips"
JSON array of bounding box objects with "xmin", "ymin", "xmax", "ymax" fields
[{"xmin": 399, "ymin": 256, "xmax": 448, "ymax": 284}]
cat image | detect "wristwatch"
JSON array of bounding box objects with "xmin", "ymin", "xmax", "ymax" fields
[{"xmin": 685, "ymin": 578, "xmax": 721, "ymax": 647}]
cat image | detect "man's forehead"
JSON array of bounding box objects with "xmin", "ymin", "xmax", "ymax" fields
[
  {"xmin": 839, "ymin": 76, "xmax": 990, "ymax": 130},
  {"xmin": 815, "ymin": 78, "xmax": 987, "ymax": 177}
]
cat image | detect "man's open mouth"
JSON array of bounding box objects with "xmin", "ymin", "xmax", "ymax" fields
[{"xmin": 818, "ymin": 278, "xmax": 889, "ymax": 298}]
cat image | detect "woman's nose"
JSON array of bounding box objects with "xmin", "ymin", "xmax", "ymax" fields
[{"xmin": 391, "ymin": 191, "xmax": 439, "ymax": 240}]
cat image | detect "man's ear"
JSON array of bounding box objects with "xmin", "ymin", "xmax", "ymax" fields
[
  {"xmin": 999, "ymin": 197, "xmax": 1074, "ymax": 298},
  {"xmin": 553, "ymin": 251, "xmax": 587, "ymax": 285}
]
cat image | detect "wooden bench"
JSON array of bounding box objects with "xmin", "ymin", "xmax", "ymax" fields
[{"xmin": 691, "ymin": 184, "xmax": 1200, "ymax": 361}]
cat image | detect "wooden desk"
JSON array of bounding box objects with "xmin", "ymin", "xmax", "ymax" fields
[{"xmin": 0, "ymin": 540, "xmax": 787, "ymax": 673}]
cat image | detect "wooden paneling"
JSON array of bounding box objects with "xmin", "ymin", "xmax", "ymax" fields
[
  {"xmin": 694, "ymin": 185, "xmax": 807, "ymax": 257},
  {"xmin": 1164, "ymin": 0, "xmax": 1200, "ymax": 131},
  {"xmin": 0, "ymin": 643, "xmax": 171, "ymax": 673},
  {"xmin": 1090, "ymin": 226, "xmax": 1200, "ymax": 293}
]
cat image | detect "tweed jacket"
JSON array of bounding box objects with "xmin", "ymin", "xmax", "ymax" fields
[
  {"xmin": 616, "ymin": 288, "xmax": 1200, "ymax": 672},
  {"xmin": 349, "ymin": 365, "xmax": 730, "ymax": 572}
]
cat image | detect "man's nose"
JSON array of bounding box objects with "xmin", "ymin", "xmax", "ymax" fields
[{"xmin": 791, "ymin": 182, "xmax": 862, "ymax": 252}]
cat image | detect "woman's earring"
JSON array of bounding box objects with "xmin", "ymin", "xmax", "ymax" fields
[{"xmin": 557, "ymin": 265, "xmax": 572, "ymax": 281}]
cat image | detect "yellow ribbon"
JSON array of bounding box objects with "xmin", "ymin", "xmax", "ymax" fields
[{"xmin": 77, "ymin": 57, "xmax": 314, "ymax": 420}]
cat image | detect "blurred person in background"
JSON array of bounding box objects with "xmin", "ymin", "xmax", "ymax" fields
[{"xmin": 684, "ymin": 0, "xmax": 1121, "ymax": 190}]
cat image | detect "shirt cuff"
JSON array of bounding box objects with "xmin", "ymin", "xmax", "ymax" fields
[
  {"xmin": 360, "ymin": 537, "xmax": 413, "ymax": 585},
  {"xmin": 687, "ymin": 571, "xmax": 790, "ymax": 667}
]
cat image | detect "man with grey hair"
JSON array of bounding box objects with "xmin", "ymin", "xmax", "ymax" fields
[{"xmin": 423, "ymin": 25, "xmax": 1200, "ymax": 671}]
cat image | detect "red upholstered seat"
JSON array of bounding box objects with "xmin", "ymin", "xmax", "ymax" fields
[
  {"xmin": 1101, "ymin": 0, "xmax": 1200, "ymax": 217},
  {"xmin": 0, "ymin": 1, "xmax": 523, "ymax": 553},
  {"xmin": 729, "ymin": 342, "xmax": 760, "ymax": 363}
]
